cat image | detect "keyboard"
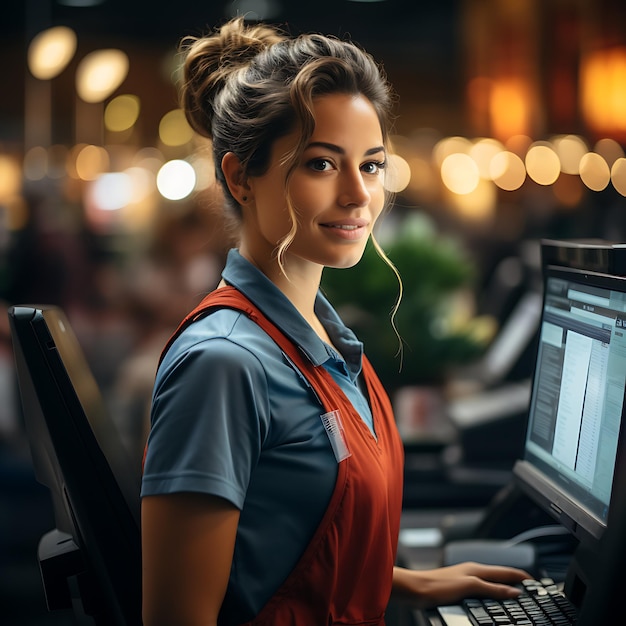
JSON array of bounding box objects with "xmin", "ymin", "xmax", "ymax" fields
[{"xmin": 437, "ymin": 578, "xmax": 577, "ymax": 626}]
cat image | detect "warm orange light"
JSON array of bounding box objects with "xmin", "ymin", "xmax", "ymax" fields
[
  {"xmin": 581, "ymin": 47, "xmax": 626, "ymax": 137},
  {"xmin": 489, "ymin": 78, "xmax": 532, "ymax": 140},
  {"xmin": 0, "ymin": 155, "xmax": 21, "ymax": 200},
  {"xmin": 75, "ymin": 144, "xmax": 110, "ymax": 180}
]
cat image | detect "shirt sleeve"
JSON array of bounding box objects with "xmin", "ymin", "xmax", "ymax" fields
[{"xmin": 140, "ymin": 334, "xmax": 270, "ymax": 509}]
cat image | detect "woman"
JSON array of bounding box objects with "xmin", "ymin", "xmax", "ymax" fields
[{"xmin": 141, "ymin": 17, "xmax": 528, "ymax": 626}]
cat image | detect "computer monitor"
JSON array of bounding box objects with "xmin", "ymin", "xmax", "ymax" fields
[
  {"xmin": 512, "ymin": 264, "xmax": 626, "ymax": 605},
  {"xmin": 8, "ymin": 304, "xmax": 142, "ymax": 626}
]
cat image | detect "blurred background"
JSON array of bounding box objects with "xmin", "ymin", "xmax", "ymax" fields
[{"xmin": 2, "ymin": 0, "xmax": 626, "ymax": 623}]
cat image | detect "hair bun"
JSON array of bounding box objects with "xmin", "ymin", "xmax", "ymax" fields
[{"xmin": 180, "ymin": 17, "xmax": 285, "ymax": 138}]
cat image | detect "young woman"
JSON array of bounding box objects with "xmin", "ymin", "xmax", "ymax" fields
[{"xmin": 140, "ymin": 17, "xmax": 529, "ymax": 626}]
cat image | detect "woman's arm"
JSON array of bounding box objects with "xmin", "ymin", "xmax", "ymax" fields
[
  {"xmin": 142, "ymin": 492, "xmax": 240, "ymax": 626},
  {"xmin": 391, "ymin": 562, "xmax": 530, "ymax": 610}
]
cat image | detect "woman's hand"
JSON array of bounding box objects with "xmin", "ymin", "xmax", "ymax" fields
[{"xmin": 392, "ymin": 562, "xmax": 531, "ymax": 609}]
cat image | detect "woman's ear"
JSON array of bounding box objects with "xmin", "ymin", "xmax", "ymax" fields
[{"xmin": 221, "ymin": 152, "xmax": 251, "ymax": 204}]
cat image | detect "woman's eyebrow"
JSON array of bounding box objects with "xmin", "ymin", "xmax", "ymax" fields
[{"xmin": 306, "ymin": 141, "xmax": 386, "ymax": 156}]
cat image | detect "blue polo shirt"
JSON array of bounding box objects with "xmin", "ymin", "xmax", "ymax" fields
[{"xmin": 141, "ymin": 248, "xmax": 374, "ymax": 624}]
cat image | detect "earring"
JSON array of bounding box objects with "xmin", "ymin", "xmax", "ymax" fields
[{"xmin": 242, "ymin": 195, "xmax": 248, "ymax": 202}]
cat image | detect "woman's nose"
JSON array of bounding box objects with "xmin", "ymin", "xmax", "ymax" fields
[{"xmin": 338, "ymin": 168, "xmax": 371, "ymax": 208}]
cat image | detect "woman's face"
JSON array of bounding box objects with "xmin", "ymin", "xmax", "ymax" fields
[{"xmin": 244, "ymin": 92, "xmax": 387, "ymax": 272}]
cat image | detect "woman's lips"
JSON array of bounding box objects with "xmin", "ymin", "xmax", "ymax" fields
[{"xmin": 320, "ymin": 219, "xmax": 369, "ymax": 239}]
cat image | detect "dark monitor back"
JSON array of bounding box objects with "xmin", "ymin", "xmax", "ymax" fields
[{"xmin": 8, "ymin": 304, "xmax": 142, "ymax": 626}]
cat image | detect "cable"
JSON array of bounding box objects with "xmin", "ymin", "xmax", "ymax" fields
[{"xmin": 503, "ymin": 525, "xmax": 571, "ymax": 547}]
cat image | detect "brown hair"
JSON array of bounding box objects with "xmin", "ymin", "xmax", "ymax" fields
[{"xmin": 179, "ymin": 17, "xmax": 396, "ymax": 220}]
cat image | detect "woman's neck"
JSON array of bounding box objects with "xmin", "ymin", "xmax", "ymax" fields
[{"xmin": 238, "ymin": 244, "xmax": 330, "ymax": 343}]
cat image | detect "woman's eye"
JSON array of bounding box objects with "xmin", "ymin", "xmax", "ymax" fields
[
  {"xmin": 362, "ymin": 161, "xmax": 386, "ymax": 175},
  {"xmin": 308, "ymin": 158, "xmax": 332, "ymax": 172}
]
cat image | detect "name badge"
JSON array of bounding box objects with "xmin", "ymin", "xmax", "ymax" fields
[{"xmin": 320, "ymin": 410, "xmax": 351, "ymax": 462}]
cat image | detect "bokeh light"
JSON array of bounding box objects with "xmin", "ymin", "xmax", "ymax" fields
[
  {"xmin": 75, "ymin": 145, "xmax": 110, "ymax": 181},
  {"xmin": 157, "ymin": 160, "xmax": 196, "ymax": 200},
  {"xmin": 384, "ymin": 154, "xmax": 411, "ymax": 192},
  {"xmin": 441, "ymin": 153, "xmax": 480, "ymax": 195},
  {"xmin": 104, "ymin": 95, "xmax": 141, "ymax": 133},
  {"xmin": 76, "ymin": 49, "xmax": 129, "ymax": 103},
  {"xmin": 611, "ymin": 158, "xmax": 626, "ymax": 196},
  {"xmin": 525, "ymin": 143, "xmax": 561, "ymax": 185},
  {"xmin": 552, "ymin": 135, "xmax": 588, "ymax": 175},
  {"xmin": 579, "ymin": 153, "xmax": 611, "ymax": 191},
  {"xmin": 581, "ymin": 46, "xmax": 626, "ymax": 136},
  {"xmin": 0, "ymin": 156, "xmax": 22, "ymax": 200},
  {"xmin": 27, "ymin": 26, "xmax": 77, "ymax": 80},
  {"xmin": 159, "ymin": 109, "xmax": 194, "ymax": 147},
  {"xmin": 89, "ymin": 172, "xmax": 133, "ymax": 211},
  {"xmin": 433, "ymin": 136, "xmax": 472, "ymax": 167},
  {"xmin": 469, "ymin": 138, "xmax": 505, "ymax": 179},
  {"xmin": 490, "ymin": 151, "xmax": 526, "ymax": 191}
]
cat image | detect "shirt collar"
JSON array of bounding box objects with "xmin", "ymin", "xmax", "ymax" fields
[{"xmin": 221, "ymin": 248, "xmax": 363, "ymax": 378}]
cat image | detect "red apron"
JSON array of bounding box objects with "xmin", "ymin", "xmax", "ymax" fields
[{"xmin": 158, "ymin": 286, "xmax": 405, "ymax": 625}]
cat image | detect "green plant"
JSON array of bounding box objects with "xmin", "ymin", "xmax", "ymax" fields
[{"xmin": 321, "ymin": 213, "xmax": 488, "ymax": 391}]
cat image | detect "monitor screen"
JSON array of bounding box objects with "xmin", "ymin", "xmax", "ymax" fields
[{"xmin": 513, "ymin": 265, "xmax": 626, "ymax": 548}]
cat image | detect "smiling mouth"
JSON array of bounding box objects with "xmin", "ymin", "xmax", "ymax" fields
[
  {"xmin": 320, "ymin": 222, "xmax": 368, "ymax": 241},
  {"xmin": 324, "ymin": 224, "xmax": 362, "ymax": 230}
]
